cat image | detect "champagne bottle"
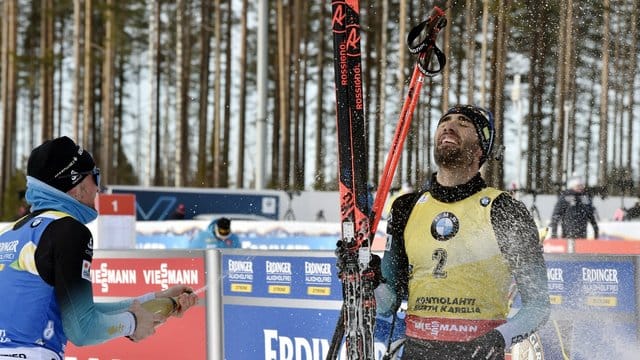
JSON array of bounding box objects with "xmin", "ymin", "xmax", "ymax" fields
[{"xmin": 140, "ymin": 297, "xmax": 178, "ymax": 317}]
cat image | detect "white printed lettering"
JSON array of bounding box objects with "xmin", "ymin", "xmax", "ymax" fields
[
  {"xmin": 304, "ymin": 262, "xmax": 332, "ymax": 276},
  {"xmin": 90, "ymin": 262, "xmax": 137, "ymax": 293},
  {"xmin": 0, "ymin": 240, "xmax": 19, "ymax": 252},
  {"xmin": 582, "ymin": 268, "xmax": 619, "ymax": 283},
  {"xmin": 547, "ymin": 268, "xmax": 564, "ymax": 281},
  {"xmin": 228, "ymin": 260, "xmax": 253, "ymax": 273},
  {"xmin": 266, "ymin": 261, "xmax": 292, "ymax": 274},
  {"xmin": 0, "ymin": 328, "xmax": 11, "ymax": 343},
  {"xmin": 142, "ymin": 263, "xmax": 199, "ymax": 290},
  {"xmin": 263, "ymin": 329, "xmax": 332, "ymax": 360}
]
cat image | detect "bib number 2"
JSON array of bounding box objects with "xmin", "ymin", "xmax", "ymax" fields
[{"xmin": 432, "ymin": 248, "xmax": 448, "ymax": 278}]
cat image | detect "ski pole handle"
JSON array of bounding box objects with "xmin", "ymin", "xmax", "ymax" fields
[{"xmin": 407, "ymin": 6, "xmax": 447, "ymax": 54}]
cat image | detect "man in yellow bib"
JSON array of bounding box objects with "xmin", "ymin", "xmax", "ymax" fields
[{"xmin": 376, "ymin": 105, "xmax": 550, "ymax": 359}]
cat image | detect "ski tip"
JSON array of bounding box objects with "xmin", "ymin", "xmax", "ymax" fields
[{"xmin": 345, "ymin": 0, "xmax": 359, "ymax": 13}]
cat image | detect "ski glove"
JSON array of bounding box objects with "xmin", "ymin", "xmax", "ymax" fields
[
  {"xmin": 470, "ymin": 329, "xmax": 505, "ymax": 360},
  {"xmin": 362, "ymin": 252, "xmax": 383, "ymax": 289},
  {"xmin": 335, "ymin": 241, "xmax": 384, "ymax": 289}
]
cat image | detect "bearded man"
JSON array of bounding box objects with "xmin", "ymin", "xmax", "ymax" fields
[{"xmin": 375, "ymin": 105, "xmax": 550, "ymax": 359}]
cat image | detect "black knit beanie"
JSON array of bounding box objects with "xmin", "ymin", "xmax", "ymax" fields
[
  {"xmin": 27, "ymin": 136, "xmax": 96, "ymax": 193},
  {"xmin": 439, "ymin": 105, "xmax": 495, "ymax": 165}
]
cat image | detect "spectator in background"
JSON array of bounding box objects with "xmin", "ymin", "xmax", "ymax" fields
[
  {"xmin": 624, "ymin": 200, "xmax": 640, "ymax": 221},
  {"xmin": 169, "ymin": 203, "xmax": 186, "ymax": 219},
  {"xmin": 190, "ymin": 217, "xmax": 241, "ymax": 248},
  {"xmin": 612, "ymin": 207, "xmax": 625, "ymax": 221},
  {"xmin": 550, "ymin": 176, "xmax": 599, "ymax": 239}
]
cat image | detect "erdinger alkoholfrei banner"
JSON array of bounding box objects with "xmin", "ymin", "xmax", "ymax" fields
[
  {"xmin": 221, "ymin": 252, "xmax": 640, "ymax": 360},
  {"xmin": 509, "ymin": 254, "xmax": 639, "ymax": 360},
  {"xmin": 535, "ymin": 254, "xmax": 639, "ymax": 360},
  {"xmin": 220, "ymin": 251, "xmax": 404, "ymax": 360}
]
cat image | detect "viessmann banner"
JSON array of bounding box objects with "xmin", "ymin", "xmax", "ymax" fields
[{"xmin": 64, "ymin": 252, "xmax": 208, "ymax": 360}]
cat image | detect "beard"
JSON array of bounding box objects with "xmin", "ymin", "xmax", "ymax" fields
[{"xmin": 434, "ymin": 143, "xmax": 476, "ymax": 168}]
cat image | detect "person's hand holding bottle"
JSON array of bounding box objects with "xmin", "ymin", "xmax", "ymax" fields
[
  {"xmin": 127, "ymin": 300, "xmax": 164, "ymax": 342},
  {"xmin": 152, "ymin": 285, "xmax": 199, "ymax": 318}
]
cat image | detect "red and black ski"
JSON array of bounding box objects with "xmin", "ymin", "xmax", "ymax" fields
[{"xmin": 329, "ymin": 0, "xmax": 375, "ymax": 359}]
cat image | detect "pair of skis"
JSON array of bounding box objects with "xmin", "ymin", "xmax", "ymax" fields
[
  {"xmin": 328, "ymin": 3, "xmax": 447, "ymax": 359},
  {"xmin": 330, "ymin": 1, "xmax": 374, "ymax": 358}
]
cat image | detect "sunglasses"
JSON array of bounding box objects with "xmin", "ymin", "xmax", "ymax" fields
[{"xmin": 58, "ymin": 167, "xmax": 101, "ymax": 187}]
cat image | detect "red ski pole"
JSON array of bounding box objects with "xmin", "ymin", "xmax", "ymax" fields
[{"xmin": 369, "ymin": 7, "xmax": 447, "ymax": 236}]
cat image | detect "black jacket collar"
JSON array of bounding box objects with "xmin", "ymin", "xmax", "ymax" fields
[{"xmin": 428, "ymin": 172, "xmax": 487, "ymax": 203}]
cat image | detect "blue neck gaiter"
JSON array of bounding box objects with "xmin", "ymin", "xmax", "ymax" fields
[{"xmin": 25, "ymin": 176, "xmax": 98, "ymax": 224}]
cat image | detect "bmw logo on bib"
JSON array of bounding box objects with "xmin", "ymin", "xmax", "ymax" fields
[{"xmin": 431, "ymin": 212, "xmax": 459, "ymax": 241}]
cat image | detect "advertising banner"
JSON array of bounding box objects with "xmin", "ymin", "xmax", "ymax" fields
[
  {"xmin": 64, "ymin": 251, "xmax": 208, "ymax": 360},
  {"xmin": 545, "ymin": 257, "xmax": 636, "ymax": 312},
  {"xmin": 221, "ymin": 251, "xmax": 404, "ymax": 359},
  {"xmin": 55, "ymin": 250, "xmax": 640, "ymax": 360},
  {"xmin": 133, "ymin": 220, "xmax": 388, "ymax": 251},
  {"xmin": 221, "ymin": 254, "xmax": 342, "ymax": 300},
  {"xmin": 220, "ymin": 252, "xmax": 640, "ymax": 360},
  {"xmin": 537, "ymin": 254, "xmax": 640, "ymax": 360},
  {"xmin": 110, "ymin": 186, "xmax": 280, "ymax": 220}
]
